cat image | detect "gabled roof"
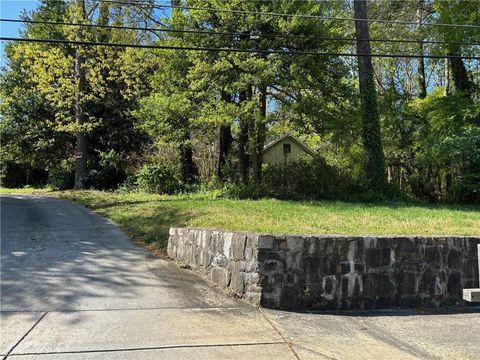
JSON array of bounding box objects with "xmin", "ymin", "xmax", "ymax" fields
[{"xmin": 263, "ymin": 134, "xmax": 316, "ymax": 157}]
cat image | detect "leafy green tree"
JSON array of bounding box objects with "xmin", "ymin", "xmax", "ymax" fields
[
  {"xmin": 133, "ymin": 46, "xmax": 199, "ymax": 184},
  {"xmin": 174, "ymin": 0, "xmax": 356, "ymax": 184},
  {"xmin": 434, "ymin": 0, "xmax": 479, "ymax": 99},
  {"xmin": 1, "ymin": 0, "xmax": 74, "ymax": 184},
  {"xmin": 403, "ymin": 89, "xmax": 480, "ymax": 200},
  {"xmin": 1, "ymin": 0, "xmax": 153, "ymax": 188},
  {"xmin": 353, "ymin": 0, "xmax": 386, "ymax": 188}
]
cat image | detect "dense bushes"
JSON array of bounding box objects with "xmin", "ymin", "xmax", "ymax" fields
[
  {"xmin": 383, "ymin": 92, "xmax": 480, "ymax": 204},
  {"xmin": 85, "ymin": 168, "xmax": 126, "ymax": 191},
  {"xmin": 47, "ymin": 161, "xmax": 75, "ymax": 190},
  {"xmin": 261, "ymin": 158, "xmax": 353, "ymax": 200},
  {"xmin": 1, "ymin": 161, "xmax": 48, "ymax": 188},
  {"xmin": 135, "ymin": 164, "xmax": 180, "ymax": 194},
  {"xmin": 218, "ymin": 157, "xmax": 419, "ymax": 203},
  {"xmin": 220, "ymin": 158, "xmax": 357, "ymax": 200},
  {"xmin": 84, "ymin": 150, "xmax": 126, "ymax": 190},
  {"xmin": 448, "ymin": 173, "xmax": 480, "ymax": 204}
]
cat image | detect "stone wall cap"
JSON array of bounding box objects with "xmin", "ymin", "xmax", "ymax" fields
[
  {"xmin": 169, "ymin": 227, "xmax": 263, "ymax": 237},
  {"xmin": 168, "ymin": 227, "xmax": 480, "ymax": 240}
]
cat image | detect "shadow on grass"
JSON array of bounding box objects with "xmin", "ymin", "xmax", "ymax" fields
[
  {"xmin": 88, "ymin": 201, "xmax": 194, "ymax": 250},
  {"xmin": 61, "ymin": 190, "xmax": 480, "ymax": 213},
  {"xmin": 290, "ymin": 198, "xmax": 480, "ymax": 213},
  {"xmin": 85, "ymin": 199, "xmax": 154, "ymax": 210}
]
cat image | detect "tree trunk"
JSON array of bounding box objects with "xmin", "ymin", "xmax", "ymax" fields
[
  {"xmin": 238, "ymin": 91, "xmax": 250, "ymax": 182},
  {"xmin": 417, "ymin": 47, "xmax": 427, "ymax": 99},
  {"xmin": 251, "ymin": 86, "xmax": 267, "ymax": 185},
  {"xmin": 444, "ymin": 58, "xmax": 450, "ymax": 95},
  {"xmin": 448, "ymin": 44, "xmax": 472, "ymax": 98},
  {"xmin": 353, "ymin": 0, "xmax": 386, "ymax": 188},
  {"xmin": 97, "ymin": 1, "xmax": 110, "ymax": 42},
  {"xmin": 74, "ymin": 0, "xmax": 87, "ymax": 189},
  {"xmin": 218, "ymin": 125, "xmax": 233, "ymax": 180},
  {"xmin": 179, "ymin": 132, "xmax": 197, "ymax": 184},
  {"xmin": 217, "ymin": 124, "xmax": 233, "ymax": 180},
  {"xmin": 217, "ymin": 93, "xmax": 233, "ymax": 180},
  {"xmin": 416, "ymin": 1, "xmax": 427, "ymax": 99},
  {"xmin": 445, "ymin": 170, "xmax": 452, "ymax": 193}
]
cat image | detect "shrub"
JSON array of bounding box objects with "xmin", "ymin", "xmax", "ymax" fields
[
  {"xmin": 85, "ymin": 168, "xmax": 126, "ymax": 190},
  {"xmin": 1, "ymin": 161, "xmax": 48, "ymax": 188},
  {"xmin": 348, "ymin": 184, "xmax": 414, "ymax": 203},
  {"xmin": 221, "ymin": 181, "xmax": 265, "ymax": 199},
  {"xmin": 448, "ymin": 172, "xmax": 480, "ymax": 204},
  {"xmin": 84, "ymin": 150, "xmax": 126, "ymax": 190},
  {"xmin": 261, "ymin": 157, "xmax": 353, "ymax": 200},
  {"xmin": 48, "ymin": 160, "xmax": 74, "ymax": 190},
  {"xmin": 135, "ymin": 163, "xmax": 180, "ymax": 194},
  {"xmin": 115, "ymin": 176, "xmax": 137, "ymax": 194}
]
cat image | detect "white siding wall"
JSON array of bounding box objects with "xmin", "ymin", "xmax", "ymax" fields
[{"xmin": 262, "ymin": 138, "xmax": 311, "ymax": 166}]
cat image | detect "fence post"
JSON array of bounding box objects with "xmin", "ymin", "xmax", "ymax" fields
[{"xmin": 463, "ymin": 244, "xmax": 480, "ymax": 302}]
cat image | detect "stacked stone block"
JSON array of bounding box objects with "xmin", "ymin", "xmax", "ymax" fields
[{"xmin": 167, "ymin": 228, "xmax": 262, "ymax": 305}]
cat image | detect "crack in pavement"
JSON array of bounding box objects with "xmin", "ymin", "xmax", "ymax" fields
[
  {"xmin": 4, "ymin": 312, "xmax": 48, "ymax": 359},
  {"xmin": 347, "ymin": 316, "xmax": 431, "ymax": 360},
  {"xmin": 7, "ymin": 341, "xmax": 287, "ymax": 357},
  {"xmin": 259, "ymin": 308, "xmax": 304, "ymax": 360},
  {"xmin": 1, "ymin": 306, "xmax": 244, "ymax": 313}
]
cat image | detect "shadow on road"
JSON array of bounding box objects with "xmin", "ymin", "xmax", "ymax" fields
[{"xmin": 0, "ymin": 195, "xmax": 238, "ymax": 315}]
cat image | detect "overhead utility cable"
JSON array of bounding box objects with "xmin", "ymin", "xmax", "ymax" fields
[
  {"xmin": 2, "ymin": 37, "xmax": 479, "ymax": 60},
  {"xmin": 2, "ymin": 18, "xmax": 479, "ymax": 47}
]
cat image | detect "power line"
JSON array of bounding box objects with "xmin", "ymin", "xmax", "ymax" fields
[
  {"xmin": 2, "ymin": 18, "xmax": 479, "ymax": 48},
  {"xmin": 2, "ymin": 37, "xmax": 480, "ymax": 60},
  {"xmin": 98, "ymin": 0, "xmax": 480, "ymax": 30}
]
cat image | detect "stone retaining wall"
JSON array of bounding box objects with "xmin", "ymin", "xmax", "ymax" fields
[
  {"xmin": 167, "ymin": 228, "xmax": 262, "ymax": 305},
  {"xmin": 168, "ymin": 228, "xmax": 480, "ymax": 310}
]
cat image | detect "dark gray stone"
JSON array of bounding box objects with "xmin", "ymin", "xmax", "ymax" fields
[
  {"xmin": 365, "ymin": 248, "xmax": 392, "ymax": 268},
  {"xmin": 261, "ymin": 259, "xmax": 283, "ymax": 273},
  {"xmin": 448, "ymin": 249, "xmax": 463, "ymax": 269},
  {"xmin": 448, "ymin": 272, "xmax": 462, "ymax": 295},
  {"xmin": 425, "ymin": 246, "xmax": 442, "ymax": 267},
  {"xmin": 340, "ymin": 262, "xmax": 351, "ymax": 274},
  {"xmin": 277, "ymin": 238, "xmax": 288, "ymax": 251},
  {"xmin": 364, "ymin": 272, "xmax": 395, "ymax": 298},
  {"xmin": 419, "ymin": 268, "xmax": 437, "ymax": 294},
  {"xmin": 286, "ymin": 236, "xmax": 304, "ymax": 251},
  {"xmin": 322, "ymin": 276, "xmax": 336, "ymax": 296},
  {"xmin": 396, "ymin": 271, "xmax": 416, "ymax": 295},
  {"xmin": 258, "ymin": 235, "xmax": 274, "ymax": 249}
]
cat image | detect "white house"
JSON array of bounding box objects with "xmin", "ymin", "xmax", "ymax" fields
[{"xmin": 262, "ymin": 134, "xmax": 316, "ymax": 166}]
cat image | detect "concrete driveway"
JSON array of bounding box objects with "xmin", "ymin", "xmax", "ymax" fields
[{"xmin": 1, "ymin": 195, "xmax": 479, "ymax": 359}]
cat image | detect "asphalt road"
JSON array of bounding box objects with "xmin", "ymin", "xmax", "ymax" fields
[{"xmin": 1, "ymin": 195, "xmax": 479, "ymax": 359}]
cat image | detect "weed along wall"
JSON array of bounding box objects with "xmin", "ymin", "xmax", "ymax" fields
[{"xmin": 167, "ymin": 228, "xmax": 480, "ymax": 310}]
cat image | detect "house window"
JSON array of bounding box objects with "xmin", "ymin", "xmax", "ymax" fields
[{"xmin": 283, "ymin": 143, "xmax": 291, "ymax": 154}]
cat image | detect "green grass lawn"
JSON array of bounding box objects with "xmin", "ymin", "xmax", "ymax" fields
[{"xmin": 2, "ymin": 188, "xmax": 479, "ymax": 250}]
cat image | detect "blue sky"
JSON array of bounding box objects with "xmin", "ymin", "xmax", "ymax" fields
[
  {"xmin": 1, "ymin": 0, "xmax": 40, "ymax": 65},
  {"xmin": 0, "ymin": 1, "xmax": 172, "ymax": 65}
]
